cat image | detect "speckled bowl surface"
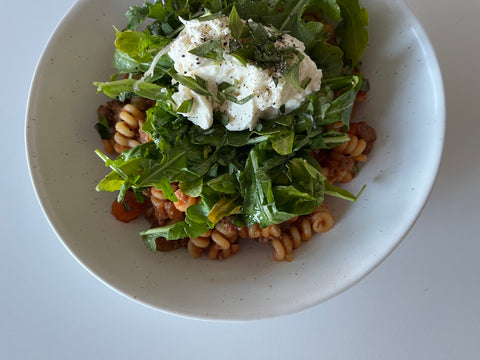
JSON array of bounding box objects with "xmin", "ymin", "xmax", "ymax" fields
[{"xmin": 26, "ymin": 0, "xmax": 444, "ymax": 320}]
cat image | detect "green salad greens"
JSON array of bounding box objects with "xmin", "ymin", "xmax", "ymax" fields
[{"xmin": 94, "ymin": 0, "xmax": 369, "ymax": 251}]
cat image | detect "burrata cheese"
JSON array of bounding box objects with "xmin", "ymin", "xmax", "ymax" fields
[{"xmin": 167, "ymin": 17, "xmax": 323, "ymax": 131}]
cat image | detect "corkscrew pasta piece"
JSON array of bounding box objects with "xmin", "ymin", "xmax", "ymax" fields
[
  {"xmin": 313, "ymin": 121, "xmax": 377, "ymax": 184},
  {"xmin": 280, "ymin": 234, "xmax": 294, "ymax": 262},
  {"xmin": 189, "ymin": 236, "xmax": 211, "ymax": 248},
  {"xmin": 192, "ymin": 222, "xmax": 241, "ymax": 261},
  {"xmin": 309, "ymin": 204, "xmax": 334, "ymax": 233},
  {"xmin": 187, "ymin": 239, "xmax": 203, "ymax": 258},
  {"xmin": 333, "ymin": 134, "xmax": 367, "ymax": 162},
  {"xmin": 288, "ymin": 226, "xmax": 302, "ymax": 249},
  {"xmin": 101, "ymin": 139, "xmax": 114, "ymax": 154},
  {"xmin": 271, "ymin": 238, "xmax": 286, "ymax": 261},
  {"xmin": 266, "ymin": 205, "xmax": 334, "ymax": 262},
  {"xmin": 211, "ymin": 230, "xmax": 231, "ymax": 250},
  {"xmin": 121, "ymin": 104, "xmax": 144, "ymax": 126},
  {"xmin": 111, "ymin": 103, "xmax": 147, "ymax": 154}
]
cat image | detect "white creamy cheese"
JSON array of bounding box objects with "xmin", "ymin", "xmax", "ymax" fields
[{"xmin": 168, "ymin": 17, "xmax": 323, "ymax": 131}]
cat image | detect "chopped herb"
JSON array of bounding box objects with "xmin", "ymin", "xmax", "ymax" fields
[
  {"xmin": 189, "ymin": 38, "xmax": 224, "ymax": 61},
  {"xmin": 169, "ymin": 72, "xmax": 211, "ymax": 96},
  {"xmin": 228, "ymin": 6, "xmax": 244, "ymax": 41},
  {"xmin": 94, "ymin": 114, "xmax": 111, "ymax": 140},
  {"xmin": 226, "ymin": 93, "xmax": 254, "ymax": 105},
  {"xmin": 288, "ymin": 62, "xmax": 302, "ymax": 93},
  {"xmin": 177, "ymin": 98, "xmax": 194, "ymax": 113}
]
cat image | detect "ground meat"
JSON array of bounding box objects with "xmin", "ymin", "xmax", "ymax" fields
[
  {"xmin": 97, "ymin": 103, "xmax": 114, "ymax": 124},
  {"xmin": 350, "ymin": 121, "xmax": 377, "ymax": 154},
  {"xmin": 130, "ymin": 96, "xmax": 156, "ymax": 111},
  {"xmin": 97, "ymin": 100, "xmax": 125, "ymax": 126},
  {"xmin": 155, "ymin": 237, "xmax": 188, "ymax": 252}
]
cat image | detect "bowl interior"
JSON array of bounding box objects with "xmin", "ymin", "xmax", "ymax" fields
[{"xmin": 26, "ymin": 0, "xmax": 444, "ymax": 320}]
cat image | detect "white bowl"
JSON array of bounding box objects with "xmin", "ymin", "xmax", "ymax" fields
[{"xmin": 26, "ymin": 0, "xmax": 444, "ymax": 320}]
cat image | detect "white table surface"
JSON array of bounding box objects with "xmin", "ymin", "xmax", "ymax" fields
[{"xmin": 2, "ymin": 0, "xmax": 479, "ymax": 358}]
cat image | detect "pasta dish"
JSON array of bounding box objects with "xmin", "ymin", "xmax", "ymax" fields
[{"xmin": 93, "ymin": 0, "xmax": 375, "ymax": 261}]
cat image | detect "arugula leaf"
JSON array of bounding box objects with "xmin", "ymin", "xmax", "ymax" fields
[
  {"xmin": 208, "ymin": 195, "xmax": 243, "ymax": 223},
  {"xmin": 125, "ymin": 4, "xmax": 151, "ymax": 30},
  {"xmin": 95, "ymin": 144, "xmax": 156, "ymax": 196},
  {"xmin": 94, "ymin": 79, "xmax": 136, "ymax": 98},
  {"xmin": 96, "ymin": 170, "xmax": 124, "ymax": 192},
  {"xmin": 207, "ymin": 173, "xmax": 238, "ymax": 194},
  {"xmin": 323, "ymin": 74, "xmax": 363, "ymax": 126},
  {"xmin": 314, "ymin": 0, "xmax": 341, "ymax": 21},
  {"xmin": 336, "ymin": 0, "xmax": 369, "ymax": 67},
  {"xmin": 93, "ymin": 78, "xmax": 175, "ymax": 103},
  {"xmin": 115, "ymin": 29, "xmax": 171, "ymax": 63},
  {"xmin": 325, "ymin": 182, "xmax": 364, "ymax": 201},
  {"xmin": 113, "ymin": 50, "xmax": 174, "ymax": 81},
  {"xmin": 309, "ymin": 41, "xmax": 344, "ymax": 78},
  {"xmin": 141, "ymin": 222, "xmax": 188, "ymax": 246},
  {"xmin": 237, "ymin": 142, "xmax": 294, "ymax": 227},
  {"xmin": 179, "ymin": 177, "xmax": 204, "ymax": 197}
]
